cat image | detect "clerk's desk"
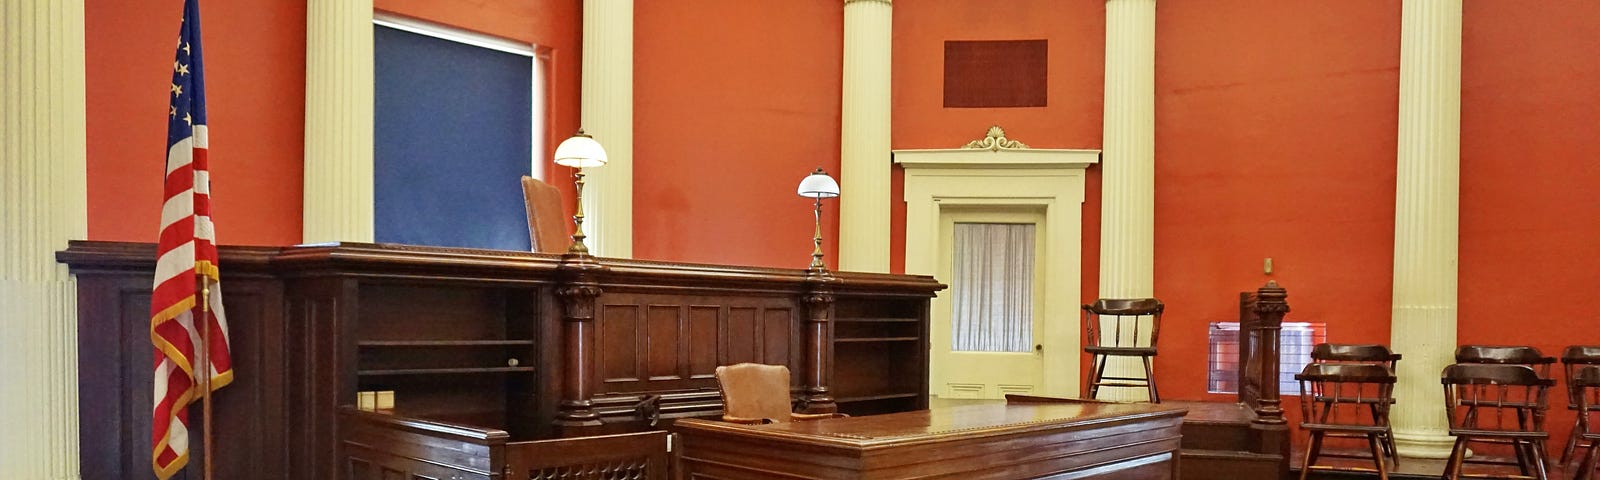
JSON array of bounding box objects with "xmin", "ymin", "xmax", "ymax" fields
[{"xmin": 674, "ymin": 398, "xmax": 1188, "ymax": 480}]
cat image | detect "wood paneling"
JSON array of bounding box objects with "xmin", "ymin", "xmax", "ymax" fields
[
  {"xmin": 646, "ymin": 305, "xmax": 680, "ymax": 381},
  {"xmin": 686, "ymin": 306, "xmax": 718, "ymax": 379},
  {"xmin": 599, "ymin": 304, "xmax": 641, "ymax": 383},
  {"xmin": 59, "ymin": 241, "xmax": 942, "ymax": 478}
]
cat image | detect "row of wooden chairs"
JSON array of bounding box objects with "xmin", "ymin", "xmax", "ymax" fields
[{"xmin": 1298, "ymin": 344, "xmax": 1600, "ymax": 480}]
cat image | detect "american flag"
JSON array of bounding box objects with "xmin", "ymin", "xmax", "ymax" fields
[{"xmin": 151, "ymin": 0, "xmax": 233, "ymax": 478}]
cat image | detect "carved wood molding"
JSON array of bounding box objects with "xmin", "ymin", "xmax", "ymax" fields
[{"xmin": 962, "ymin": 126, "xmax": 1030, "ymax": 152}]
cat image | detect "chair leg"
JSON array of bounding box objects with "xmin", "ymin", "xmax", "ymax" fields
[
  {"xmin": 1515, "ymin": 439, "xmax": 1533, "ymax": 477},
  {"xmin": 1566, "ymin": 419, "xmax": 1583, "ymax": 467},
  {"xmin": 1444, "ymin": 437, "xmax": 1468, "ymax": 480},
  {"xmin": 1530, "ymin": 439, "xmax": 1549, "ymax": 480},
  {"xmin": 1581, "ymin": 438, "xmax": 1600, "ymax": 480},
  {"xmin": 1087, "ymin": 354, "xmax": 1105, "ymax": 399},
  {"xmin": 1299, "ymin": 431, "xmax": 1320, "ymax": 480},
  {"xmin": 1141, "ymin": 355, "xmax": 1159, "ymax": 403},
  {"xmin": 1306, "ymin": 430, "xmax": 1326, "ymax": 468},
  {"xmin": 1367, "ymin": 432, "xmax": 1389, "ymax": 480}
]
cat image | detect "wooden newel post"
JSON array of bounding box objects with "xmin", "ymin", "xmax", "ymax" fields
[
  {"xmin": 800, "ymin": 274, "xmax": 837, "ymax": 414},
  {"xmin": 554, "ymin": 257, "xmax": 605, "ymax": 433},
  {"xmin": 1250, "ymin": 280, "xmax": 1289, "ymax": 425}
]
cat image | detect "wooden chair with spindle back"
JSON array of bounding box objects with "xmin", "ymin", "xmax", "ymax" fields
[
  {"xmin": 1569, "ymin": 365, "xmax": 1600, "ymax": 480},
  {"xmin": 1440, "ymin": 363, "xmax": 1556, "ymax": 480},
  {"xmin": 1563, "ymin": 346, "xmax": 1600, "ymax": 468},
  {"xmin": 1309, "ymin": 343, "xmax": 1402, "ymax": 465},
  {"xmin": 1295, "ymin": 362, "xmax": 1397, "ymax": 480},
  {"xmin": 1081, "ymin": 298, "xmax": 1164, "ymax": 402}
]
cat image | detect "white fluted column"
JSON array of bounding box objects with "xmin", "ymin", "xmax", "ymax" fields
[
  {"xmin": 2, "ymin": 1, "xmax": 87, "ymax": 478},
  {"xmin": 839, "ymin": 0, "xmax": 891, "ymax": 273},
  {"xmin": 303, "ymin": 0, "xmax": 374, "ymax": 243},
  {"xmin": 579, "ymin": 0, "xmax": 633, "ymax": 258},
  {"xmin": 1096, "ymin": 0, "xmax": 1157, "ymax": 402},
  {"xmin": 1389, "ymin": 0, "xmax": 1462, "ymax": 459}
]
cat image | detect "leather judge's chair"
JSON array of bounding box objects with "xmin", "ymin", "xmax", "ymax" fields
[
  {"xmin": 521, "ymin": 176, "xmax": 568, "ymax": 253},
  {"xmin": 1082, "ymin": 298, "xmax": 1164, "ymax": 402},
  {"xmin": 713, "ymin": 363, "xmax": 835, "ymax": 424}
]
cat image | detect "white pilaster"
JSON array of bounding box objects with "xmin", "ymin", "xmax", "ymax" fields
[
  {"xmin": 2, "ymin": 1, "xmax": 87, "ymax": 478},
  {"xmin": 303, "ymin": 0, "xmax": 375, "ymax": 243},
  {"xmin": 839, "ymin": 0, "xmax": 892, "ymax": 273},
  {"xmin": 1097, "ymin": 0, "xmax": 1157, "ymax": 402},
  {"xmin": 1389, "ymin": 0, "xmax": 1462, "ymax": 459},
  {"xmin": 579, "ymin": 0, "xmax": 633, "ymax": 258}
]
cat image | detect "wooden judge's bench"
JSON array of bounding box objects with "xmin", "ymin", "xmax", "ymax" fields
[{"xmin": 60, "ymin": 241, "xmax": 943, "ymax": 479}]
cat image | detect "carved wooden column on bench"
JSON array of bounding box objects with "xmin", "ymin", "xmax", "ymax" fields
[
  {"xmin": 800, "ymin": 273, "xmax": 838, "ymax": 414},
  {"xmin": 555, "ymin": 256, "xmax": 605, "ymax": 435}
]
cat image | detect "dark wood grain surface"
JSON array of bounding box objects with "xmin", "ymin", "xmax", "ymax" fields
[{"xmin": 675, "ymin": 403, "xmax": 1187, "ymax": 479}]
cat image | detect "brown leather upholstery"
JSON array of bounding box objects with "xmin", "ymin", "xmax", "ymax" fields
[
  {"xmin": 715, "ymin": 363, "xmax": 795, "ymax": 424},
  {"xmin": 521, "ymin": 176, "xmax": 568, "ymax": 253}
]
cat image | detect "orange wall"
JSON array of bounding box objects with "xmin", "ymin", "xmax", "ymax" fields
[
  {"xmin": 1153, "ymin": 0, "xmax": 1401, "ymax": 401},
  {"xmin": 891, "ymin": 0, "xmax": 1107, "ymax": 285},
  {"xmin": 86, "ymin": 1, "xmax": 580, "ymax": 247},
  {"xmin": 87, "ymin": 0, "xmax": 307, "ymax": 245},
  {"xmin": 632, "ymin": 1, "xmax": 843, "ymax": 268},
  {"xmin": 1460, "ymin": 0, "xmax": 1600, "ymax": 452}
]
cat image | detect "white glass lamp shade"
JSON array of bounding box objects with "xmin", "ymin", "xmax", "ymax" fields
[
  {"xmin": 797, "ymin": 168, "xmax": 840, "ymax": 198},
  {"xmin": 554, "ymin": 131, "xmax": 609, "ymax": 168}
]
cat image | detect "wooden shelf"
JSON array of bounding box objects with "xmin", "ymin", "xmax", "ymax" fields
[
  {"xmin": 358, "ymin": 366, "xmax": 536, "ymax": 376},
  {"xmin": 835, "ymin": 337, "xmax": 921, "ymax": 343},
  {"xmin": 358, "ymin": 340, "xmax": 535, "ymax": 347},
  {"xmin": 834, "ymin": 317, "xmax": 920, "ymax": 323},
  {"xmin": 836, "ymin": 392, "xmax": 921, "ymax": 403}
]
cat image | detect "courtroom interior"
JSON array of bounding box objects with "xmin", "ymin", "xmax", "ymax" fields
[{"xmin": 6, "ymin": 1, "xmax": 1600, "ymax": 479}]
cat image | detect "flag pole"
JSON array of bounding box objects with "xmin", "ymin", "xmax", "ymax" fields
[{"xmin": 199, "ymin": 277, "xmax": 214, "ymax": 480}]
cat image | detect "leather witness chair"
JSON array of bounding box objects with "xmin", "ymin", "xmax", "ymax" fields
[
  {"xmin": 713, "ymin": 363, "xmax": 835, "ymax": 424},
  {"xmin": 1082, "ymin": 298, "xmax": 1164, "ymax": 402},
  {"xmin": 521, "ymin": 176, "xmax": 569, "ymax": 253},
  {"xmin": 1310, "ymin": 343, "xmax": 1402, "ymax": 464}
]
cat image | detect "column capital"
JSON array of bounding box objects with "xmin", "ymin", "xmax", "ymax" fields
[{"xmin": 845, "ymin": 0, "xmax": 891, "ymax": 6}]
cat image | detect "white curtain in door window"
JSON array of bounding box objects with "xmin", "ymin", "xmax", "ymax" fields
[{"xmin": 951, "ymin": 223, "xmax": 1035, "ymax": 352}]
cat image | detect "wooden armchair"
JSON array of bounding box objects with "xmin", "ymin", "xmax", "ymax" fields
[{"xmin": 714, "ymin": 363, "xmax": 836, "ymax": 424}]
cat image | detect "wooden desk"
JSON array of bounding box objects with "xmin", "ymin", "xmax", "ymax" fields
[{"xmin": 675, "ymin": 402, "xmax": 1188, "ymax": 479}]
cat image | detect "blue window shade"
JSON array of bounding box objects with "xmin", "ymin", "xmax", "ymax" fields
[{"xmin": 374, "ymin": 25, "xmax": 532, "ymax": 251}]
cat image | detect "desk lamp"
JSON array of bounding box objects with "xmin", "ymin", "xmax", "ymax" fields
[
  {"xmin": 554, "ymin": 130, "xmax": 608, "ymax": 254},
  {"xmin": 796, "ymin": 168, "xmax": 840, "ymax": 271}
]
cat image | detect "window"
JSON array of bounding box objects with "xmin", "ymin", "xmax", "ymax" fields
[
  {"xmin": 372, "ymin": 15, "xmax": 547, "ymax": 251},
  {"xmin": 1207, "ymin": 321, "xmax": 1327, "ymax": 394}
]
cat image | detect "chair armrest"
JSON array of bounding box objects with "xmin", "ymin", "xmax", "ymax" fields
[
  {"xmin": 721, "ymin": 414, "xmax": 771, "ymax": 425},
  {"xmin": 791, "ymin": 412, "xmax": 847, "ymax": 422}
]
